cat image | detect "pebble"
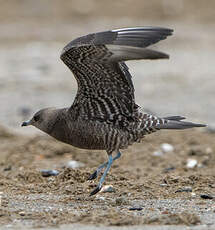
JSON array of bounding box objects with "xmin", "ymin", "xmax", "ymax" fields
[
  {"xmin": 186, "ymin": 158, "xmax": 198, "ymax": 168},
  {"xmin": 175, "ymin": 186, "xmax": 192, "ymax": 193},
  {"xmin": 95, "ymin": 196, "xmax": 105, "ymax": 201},
  {"xmin": 163, "ymin": 166, "xmax": 175, "ymax": 173},
  {"xmin": 41, "ymin": 169, "xmax": 59, "ymax": 177},
  {"xmin": 200, "ymin": 194, "xmax": 214, "ymax": 199},
  {"xmin": 191, "ymin": 192, "xmax": 196, "ymax": 197},
  {"xmin": 100, "ymin": 185, "xmax": 115, "ymax": 193},
  {"xmin": 67, "ymin": 160, "xmax": 84, "ymax": 169},
  {"xmin": 3, "ymin": 165, "xmax": 11, "ymax": 171},
  {"xmin": 19, "ymin": 211, "xmax": 26, "ymax": 216},
  {"xmin": 162, "ymin": 210, "xmax": 169, "ymax": 214},
  {"xmin": 161, "ymin": 143, "xmax": 174, "ymax": 153},
  {"xmin": 160, "ymin": 183, "xmax": 168, "ymax": 187},
  {"xmin": 209, "ymin": 184, "xmax": 215, "ymax": 188},
  {"xmin": 153, "ymin": 143, "xmax": 174, "ymax": 156},
  {"xmin": 153, "ymin": 150, "xmax": 163, "ymax": 156},
  {"xmin": 129, "ymin": 207, "xmax": 143, "ymax": 211}
]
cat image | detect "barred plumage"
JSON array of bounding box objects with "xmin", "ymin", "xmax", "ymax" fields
[{"xmin": 22, "ymin": 27, "xmax": 206, "ymax": 195}]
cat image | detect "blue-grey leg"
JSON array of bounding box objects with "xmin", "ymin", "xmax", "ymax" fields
[
  {"xmin": 88, "ymin": 152, "xmax": 121, "ymax": 180},
  {"xmin": 90, "ymin": 154, "xmax": 113, "ymax": 196}
]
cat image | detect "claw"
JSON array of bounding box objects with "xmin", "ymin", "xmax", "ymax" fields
[
  {"xmin": 88, "ymin": 170, "xmax": 98, "ymax": 180},
  {"xmin": 90, "ymin": 185, "xmax": 101, "ymax": 196}
]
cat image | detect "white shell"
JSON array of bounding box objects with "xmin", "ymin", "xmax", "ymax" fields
[
  {"xmin": 186, "ymin": 159, "xmax": 198, "ymax": 168},
  {"xmin": 101, "ymin": 185, "xmax": 115, "ymax": 193},
  {"xmin": 161, "ymin": 143, "xmax": 174, "ymax": 153}
]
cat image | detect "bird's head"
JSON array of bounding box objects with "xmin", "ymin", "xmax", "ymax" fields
[{"xmin": 21, "ymin": 107, "xmax": 58, "ymax": 133}]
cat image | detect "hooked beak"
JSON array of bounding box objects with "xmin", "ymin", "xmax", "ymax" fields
[{"xmin": 21, "ymin": 120, "xmax": 31, "ymax": 127}]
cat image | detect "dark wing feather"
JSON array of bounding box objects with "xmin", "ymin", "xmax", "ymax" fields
[
  {"xmin": 60, "ymin": 27, "xmax": 173, "ymax": 126},
  {"xmin": 62, "ymin": 27, "xmax": 173, "ymax": 51},
  {"xmin": 118, "ymin": 62, "xmax": 134, "ymax": 93}
]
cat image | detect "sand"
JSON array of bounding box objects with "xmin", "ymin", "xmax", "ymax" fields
[{"xmin": 0, "ymin": 125, "xmax": 214, "ymax": 229}]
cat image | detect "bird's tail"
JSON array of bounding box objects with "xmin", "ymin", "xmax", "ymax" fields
[{"xmin": 157, "ymin": 116, "xmax": 206, "ymax": 129}]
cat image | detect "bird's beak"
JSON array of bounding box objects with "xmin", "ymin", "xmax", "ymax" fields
[{"xmin": 21, "ymin": 120, "xmax": 31, "ymax": 127}]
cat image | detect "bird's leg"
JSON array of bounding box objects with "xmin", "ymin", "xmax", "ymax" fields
[
  {"xmin": 88, "ymin": 152, "xmax": 121, "ymax": 180},
  {"xmin": 90, "ymin": 154, "xmax": 113, "ymax": 196}
]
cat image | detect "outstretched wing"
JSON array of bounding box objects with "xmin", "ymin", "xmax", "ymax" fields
[{"xmin": 60, "ymin": 27, "xmax": 173, "ymax": 126}]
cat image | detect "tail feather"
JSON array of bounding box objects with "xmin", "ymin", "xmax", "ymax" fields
[
  {"xmin": 157, "ymin": 116, "xmax": 206, "ymax": 130},
  {"xmin": 162, "ymin": 116, "xmax": 186, "ymax": 121}
]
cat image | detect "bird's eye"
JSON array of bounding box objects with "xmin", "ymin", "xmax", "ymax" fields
[{"xmin": 34, "ymin": 115, "xmax": 40, "ymax": 122}]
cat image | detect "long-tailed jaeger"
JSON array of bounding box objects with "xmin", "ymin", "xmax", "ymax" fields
[{"xmin": 22, "ymin": 27, "xmax": 206, "ymax": 195}]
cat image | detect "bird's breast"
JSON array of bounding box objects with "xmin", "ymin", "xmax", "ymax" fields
[{"xmin": 51, "ymin": 119, "xmax": 107, "ymax": 150}]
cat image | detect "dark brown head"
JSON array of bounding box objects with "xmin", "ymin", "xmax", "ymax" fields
[{"xmin": 21, "ymin": 107, "xmax": 59, "ymax": 134}]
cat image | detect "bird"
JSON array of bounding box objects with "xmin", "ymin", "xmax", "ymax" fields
[{"xmin": 21, "ymin": 26, "xmax": 206, "ymax": 196}]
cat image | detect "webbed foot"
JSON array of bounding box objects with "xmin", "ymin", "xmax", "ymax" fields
[{"xmin": 90, "ymin": 185, "xmax": 102, "ymax": 196}]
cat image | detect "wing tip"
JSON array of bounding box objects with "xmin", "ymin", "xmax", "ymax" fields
[
  {"xmin": 112, "ymin": 26, "xmax": 174, "ymax": 35},
  {"xmin": 147, "ymin": 49, "xmax": 170, "ymax": 59}
]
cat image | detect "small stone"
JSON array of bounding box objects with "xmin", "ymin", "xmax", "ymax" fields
[
  {"xmin": 129, "ymin": 207, "xmax": 143, "ymax": 211},
  {"xmin": 191, "ymin": 192, "xmax": 196, "ymax": 197},
  {"xmin": 67, "ymin": 160, "xmax": 84, "ymax": 169},
  {"xmin": 161, "ymin": 143, "xmax": 174, "ymax": 153},
  {"xmin": 3, "ymin": 166, "xmax": 11, "ymax": 171},
  {"xmin": 153, "ymin": 150, "xmax": 163, "ymax": 156},
  {"xmin": 163, "ymin": 166, "xmax": 175, "ymax": 173},
  {"xmin": 160, "ymin": 183, "xmax": 168, "ymax": 187},
  {"xmin": 175, "ymin": 186, "xmax": 192, "ymax": 193},
  {"xmin": 186, "ymin": 159, "xmax": 198, "ymax": 168},
  {"xmin": 209, "ymin": 184, "xmax": 215, "ymax": 188},
  {"xmin": 19, "ymin": 211, "xmax": 26, "ymax": 216},
  {"xmin": 162, "ymin": 210, "xmax": 169, "ymax": 214},
  {"xmin": 95, "ymin": 196, "xmax": 105, "ymax": 201},
  {"xmin": 100, "ymin": 185, "xmax": 115, "ymax": 193},
  {"xmin": 200, "ymin": 194, "xmax": 214, "ymax": 199},
  {"xmin": 41, "ymin": 169, "xmax": 59, "ymax": 177}
]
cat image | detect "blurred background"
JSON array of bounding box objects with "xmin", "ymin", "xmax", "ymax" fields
[{"xmin": 0, "ymin": 0, "xmax": 214, "ymax": 133}]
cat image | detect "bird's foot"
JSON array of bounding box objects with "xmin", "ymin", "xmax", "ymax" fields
[
  {"xmin": 89, "ymin": 154, "xmax": 115, "ymax": 196},
  {"xmin": 90, "ymin": 185, "xmax": 102, "ymax": 196},
  {"xmin": 88, "ymin": 170, "xmax": 98, "ymax": 180}
]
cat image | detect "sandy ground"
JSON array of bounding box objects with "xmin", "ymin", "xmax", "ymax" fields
[{"xmin": 0, "ymin": 125, "xmax": 215, "ymax": 229}]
